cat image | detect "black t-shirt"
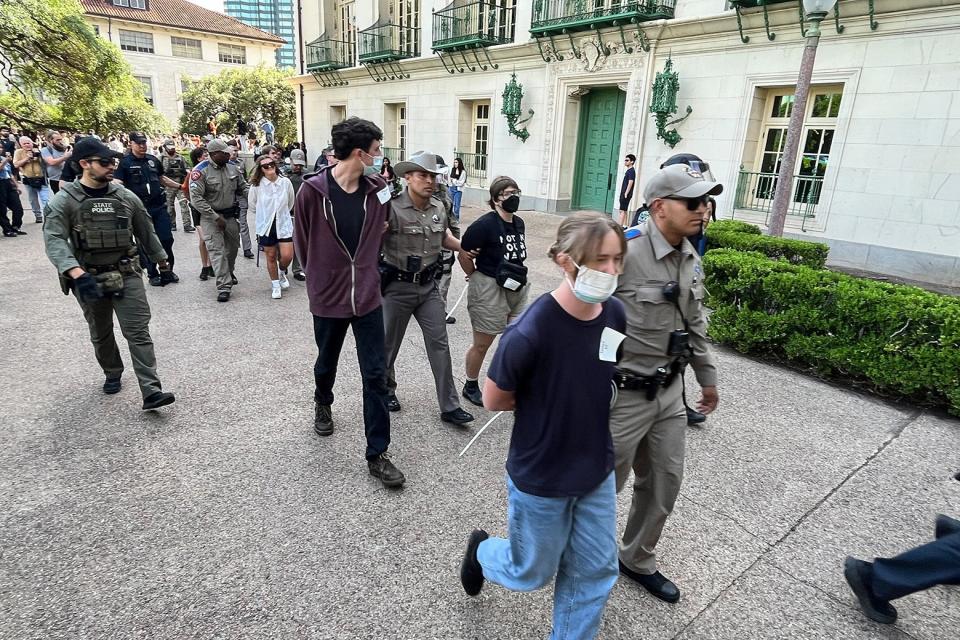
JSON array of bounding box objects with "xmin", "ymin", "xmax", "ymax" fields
[
  {"xmin": 487, "ymin": 294, "xmax": 626, "ymax": 497},
  {"xmin": 621, "ymin": 167, "xmax": 636, "ymax": 198},
  {"xmin": 80, "ymin": 184, "xmax": 110, "ymax": 198},
  {"xmin": 460, "ymin": 210, "xmax": 527, "ymax": 279},
  {"xmin": 114, "ymin": 153, "xmax": 166, "ymax": 209},
  {"xmin": 326, "ymin": 169, "xmax": 366, "ymax": 257}
]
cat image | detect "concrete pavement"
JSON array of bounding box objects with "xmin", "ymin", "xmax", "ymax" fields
[{"xmin": 0, "ymin": 202, "xmax": 957, "ymax": 639}]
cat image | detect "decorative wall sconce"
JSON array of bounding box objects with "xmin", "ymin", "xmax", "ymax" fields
[
  {"xmin": 501, "ymin": 73, "xmax": 534, "ymax": 142},
  {"xmin": 649, "ymin": 57, "xmax": 692, "ymax": 149}
]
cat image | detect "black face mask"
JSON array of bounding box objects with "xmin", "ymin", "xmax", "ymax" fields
[{"xmin": 501, "ymin": 194, "xmax": 520, "ymax": 213}]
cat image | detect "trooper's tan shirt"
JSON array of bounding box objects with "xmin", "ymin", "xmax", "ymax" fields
[
  {"xmin": 614, "ymin": 219, "xmax": 717, "ymax": 387},
  {"xmin": 382, "ymin": 190, "xmax": 448, "ymax": 271}
]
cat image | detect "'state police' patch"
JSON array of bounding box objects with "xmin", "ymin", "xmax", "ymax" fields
[{"xmin": 190, "ymin": 170, "xmax": 202, "ymax": 182}]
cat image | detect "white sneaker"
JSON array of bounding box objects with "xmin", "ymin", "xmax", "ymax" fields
[
  {"xmin": 271, "ymin": 283, "xmax": 282, "ymax": 299},
  {"xmin": 278, "ymin": 272, "xmax": 290, "ymax": 290}
]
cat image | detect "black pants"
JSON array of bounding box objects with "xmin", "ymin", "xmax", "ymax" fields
[
  {"xmin": 138, "ymin": 204, "xmax": 175, "ymax": 277},
  {"xmin": 313, "ymin": 307, "xmax": 391, "ymax": 460},
  {"xmin": 0, "ymin": 180, "xmax": 24, "ymax": 231},
  {"xmin": 871, "ymin": 530, "xmax": 960, "ymax": 601}
]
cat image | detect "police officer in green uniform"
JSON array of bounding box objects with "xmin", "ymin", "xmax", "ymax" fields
[
  {"xmin": 611, "ymin": 164, "xmax": 721, "ymax": 603},
  {"xmin": 381, "ymin": 151, "xmax": 474, "ymax": 426},
  {"xmin": 43, "ymin": 137, "xmax": 175, "ymax": 411},
  {"xmin": 160, "ymin": 139, "xmax": 193, "ymax": 233},
  {"xmin": 189, "ymin": 139, "xmax": 249, "ymax": 302}
]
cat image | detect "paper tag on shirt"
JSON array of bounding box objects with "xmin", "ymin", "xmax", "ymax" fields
[
  {"xmin": 376, "ymin": 187, "xmax": 391, "ymax": 204},
  {"xmin": 503, "ymin": 278, "xmax": 522, "ymax": 291},
  {"xmin": 599, "ymin": 327, "xmax": 626, "ymax": 362}
]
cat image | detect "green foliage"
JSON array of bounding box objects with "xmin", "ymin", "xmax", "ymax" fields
[
  {"xmin": 0, "ymin": 0, "xmax": 167, "ymax": 132},
  {"xmin": 179, "ymin": 66, "xmax": 296, "ymax": 145},
  {"xmin": 703, "ymin": 249, "xmax": 960, "ymax": 416},
  {"xmin": 706, "ymin": 220, "xmax": 829, "ymax": 268}
]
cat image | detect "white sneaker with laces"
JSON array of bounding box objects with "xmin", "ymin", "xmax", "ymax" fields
[
  {"xmin": 278, "ymin": 272, "xmax": 290, "ymax": 290},
  {"xmin": 271, "ymin": 282, "xmax": 282, "ymax": 299}
]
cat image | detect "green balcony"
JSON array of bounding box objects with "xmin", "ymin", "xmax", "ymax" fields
[
  {"xmin": 530, "ymin": 0, "xmax": 676, "ymax": 37},
  {"xmin": 358, "ymin": 23, "xmax": 420, "ymax": 64},
  {"xmin": 433, "ymin": 1, "xmax": 516, "ymax": 52},
  {"xmin": 305, "ymin": 36, "xmax": 355, "ymax": 71}
]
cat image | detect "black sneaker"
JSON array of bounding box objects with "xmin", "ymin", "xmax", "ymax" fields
[
  {"xmin": 293, "ymin": 271, "xmax": 306, "ymax": 281},
  {"xmin": 14, "ymin": 228, "xmax": 27, "ymax": 235},
  {"xmin": 314, "ymin": 403, "xmax": 333, "ymax": 436},
  {"xmin": 183, "ymin": 225, "xmax": 196, "ymax": 233},
  {"xmin": 686, "ymin": 407, "xmax": 707, "ymax": 425},
  {"xmin": 3, "ymin": 230, "xmax": 17, "ymax": 237},
  {"xmin": 618, "ymin": 561, "xmax": 680, "ymax": 603},
  {"xmin": 462, "ymin": 381, "xmax": 483, "ymax": 407},
  {"xmin": 460, "ymin": 529, "xmax": 489, "ymax": 596},
  {"xmin": 199, "ymin": 266, "xmax": 213, "ymax": 281},
  {"xmin": 102, "ymin": 376, "xmax": 122, "ymax": 394},
  {"xmin": 171, "ymin": 224, "xmax": 178, "ymax": 232},
  {"xmin": 142, "ymin": 391, "xmax": 175, "ymax": 410},
  {"xmin": 149, "ymin": 276, "xmax": 164, "ymax": 287},
  {"xmin": 446, "ymin": 316, "xmax": 456, "ymax": 324},
  {"xmin": 935, "ymin": 514, "xmax": 960, "ymax": 539},
  {"xmin": 441, "ymin": 407, "xmax": 474, "ymax": 426},
  {"xmin": 231, "ymin": 273, "xmax": 239, "ymax": 285},
  {"xmin": 244, "ymin": 250, "xmax": 254, "ymax": 259},
  {"xmin": 35, "ymin": 217, "xmax": 43, "ymax": 224},
  {"xmin": 843, "ymin": 557, "xmax": 897, "ymax": 624},
  {"xmin": 367, "ymin": 453, "xmax": 405, "ymax": 488},
  {"xmin": 160, "ymin": 271, "xmax": 179, "ymax": 284},
  {"xmin": 385, "ymin": 395, "xmax": 401, "ymax": 412},
  {"xmin": 217, "ymin": 291, "xmax": 230, "ymax": 302}
]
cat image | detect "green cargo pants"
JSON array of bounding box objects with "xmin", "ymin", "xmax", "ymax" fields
[{"xmin": 75, "ymin": 272, "xmax": 162, "ymax": 399}]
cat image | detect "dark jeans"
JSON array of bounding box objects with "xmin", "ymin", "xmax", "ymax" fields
[
  {"xmin": 138, "ymin": 204, "xmax": 175, "ymax": 277},
  {"xmin": 0, "ymin": 180, "xmax": 24, "ymax": 231},
  {"xmin": 871, "ymin": 530, "xmax": 960, "ymax": 601},
  {"xmin": 313, "ymin": 307, "xmax": 391, "ymax": 460}
]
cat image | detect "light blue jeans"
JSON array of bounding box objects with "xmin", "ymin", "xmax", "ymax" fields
[
  {"xmin": 449, "ymin": 185, "xmax": 462, "ymax": 220},
  {"xmin": 477, "ymin": 472, "xmax": 618, "ymax": 640},
  {"xmin": 26, "ymin": 183, "xmax": 50, "ymax": 219}
]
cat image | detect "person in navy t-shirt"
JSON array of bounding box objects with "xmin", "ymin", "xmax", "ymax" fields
[
  {"xmin": 618, "ymin": 154, "xmax": 636, "ymax": 227},
  {"xmin": 458, "ymin": 212, "xmax": 627, "ymax": 640}
]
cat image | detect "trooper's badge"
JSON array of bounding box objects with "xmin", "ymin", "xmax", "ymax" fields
[
  {"xmin": 148, "ymin": 160, "xmax": 156, "ymax": 168},
  {"xmin": 432, "ymin": 213, "xmax": 441, "ymax": 223}
]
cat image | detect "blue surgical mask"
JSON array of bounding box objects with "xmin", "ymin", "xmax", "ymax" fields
[
  {"xmin": 363, "ymin": 152, "xmax": 383, "ymax": 176},
  {"xmin": 566, "ymin": 259, "xmax": 618, "ymax": 304}
]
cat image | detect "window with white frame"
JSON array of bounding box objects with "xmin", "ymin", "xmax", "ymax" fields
[
  {"xmin": 171, "ymin": 36, "xmax": 202, "ymax": 60},
  {"xmin": 337, "ymin": 0, "xmax": 356, "ymax": 65},
  {"xmin": 218, "ymin": 43, "xmax": 246, "ymax": 64},
  {"xmin": 134, "ymin": 75, "xmax": 154, "ymax": 104},
  {"xmin": 113, "ymin": 0, "xmax": 147, "ymax": 8},
  {"xmin": 398, "ymin": 105, "xmax": 406, "ymax": 153},
  {"xmin": 119, "ymin": 29, "xmax": 154, "ymax": 53},
  {"xmin": 395, "ymin": 0, "xmax": 420, "ymax": 56}
]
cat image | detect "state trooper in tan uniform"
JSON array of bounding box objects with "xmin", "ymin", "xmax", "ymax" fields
[
  {"xmin": 381, "ymin": 151, "xmax": 475, "ymax": 426},
  {"xmin": 611, "ymin": 164, "xmax": 722, "ymax": 603},
  {"xmin": 189, "ymin": 139, "xmax": 249, "ymax": 302}
]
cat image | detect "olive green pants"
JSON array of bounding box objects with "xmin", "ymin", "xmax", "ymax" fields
[
  {"xmin": 201, "ymin": 215, "xmax": 240, "ymax": 292},
  {"xmin": 75, "ymin": 273, "xmax": 162, "ymax": 399},
  {"xmin": 610, "ymin": 378, "xmax": 686, "ymax": 575}
]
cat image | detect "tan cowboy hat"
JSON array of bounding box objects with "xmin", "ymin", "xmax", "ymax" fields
[{"xmin": 394, "ymin": 150, "xmax": 439, "ymax": 177}]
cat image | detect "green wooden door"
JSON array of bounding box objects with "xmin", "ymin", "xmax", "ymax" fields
[{"xmin": 573, "ymin": 87, "xmax": 626, "ymax": 212}]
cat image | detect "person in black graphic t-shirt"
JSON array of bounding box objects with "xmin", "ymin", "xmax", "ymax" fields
[{"xmin": 457, "ymin": 176, "xmax": 530, "ymax": 407}]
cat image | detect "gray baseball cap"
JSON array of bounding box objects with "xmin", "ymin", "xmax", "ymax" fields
[
  {"xmin": 207, "ymin": 139, "xmax": 229, "ymax": 153},
  {"xmin": 289, "ymin": 149, "xmax": 306, "ymax": 166},
  {"xmin": 643, "ymin": 164, "xmax": 723, "ymax": 203}
]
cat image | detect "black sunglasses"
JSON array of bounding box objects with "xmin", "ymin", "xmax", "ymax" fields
[
  {"xmin": 89, "ymin": 157, "xmax": 118, "ymax": 167},
  {"xmin": 261, "ymin": 162, "xmax": 277, "ymax": 170},
  {"xmin": 664, "ymin": 195, "xmax": 709, "ymax": 211}
]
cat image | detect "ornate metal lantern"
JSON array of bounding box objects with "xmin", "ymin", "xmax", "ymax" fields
[
  {"xmin": 649, "ymin": 57, "xmax": 692, "ymax": 148},
  {"xmin": 501, "ymin": 73, "xmax": 534, "ymax": 143}
]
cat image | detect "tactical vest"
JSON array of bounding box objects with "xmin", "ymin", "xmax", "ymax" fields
[
  {"xmin": 162, "ymin": 154, "xmax": 187, "ymax": 182},
  {"xmin": 122, "ymin": 156, "xmax": 165, "ymax": 207},
  {"xmin": 71, "ymin": 194, "xmax": 135, "ymax": 267}
]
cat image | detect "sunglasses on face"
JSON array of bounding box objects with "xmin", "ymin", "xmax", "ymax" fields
[
  {"xmin": 89, "ymin": 157, "xmax": 118, "ymax": 168},
  {"xmin": 261, "ymin": 163, "xmax": 277, "ymax": 170},
  {"xmin": 664, "ymin": 195, "xmax": 709, "ymax": 211}
]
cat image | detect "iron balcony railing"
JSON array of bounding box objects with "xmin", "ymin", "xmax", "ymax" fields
[
  {"xmin": 530, "ymin": 0, "xmax": 676, "ymax": 35},
  {"xmin": 305, "ymin": 37, "xmax": 355, "ymax": 71},
  {"xmin": 732, "ymin": 168, "xmax": 824, "ymax": 231},
  {"xmin": 433, "ymin": 1, "xmax": 516, "ymax": 51},
  {"xmin": 358, "ymin": 24, "xmax": 420, "ymax": 63},
  {"xmin": 382, "ymin": 147, "xmax": 406, "ymax": 163},
  {"xmin": 454, "ymin": 150, "xmax": 488, "ymax": 185}
]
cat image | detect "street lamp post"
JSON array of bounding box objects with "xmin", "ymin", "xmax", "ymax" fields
[{"xmin": 767, "ymin": 0, "xmax": 838, "ymax": 237}]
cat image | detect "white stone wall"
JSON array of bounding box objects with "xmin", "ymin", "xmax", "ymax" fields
[{"xmin": 87, "ymin": 18, "xmax": 280, "ymax": 128}]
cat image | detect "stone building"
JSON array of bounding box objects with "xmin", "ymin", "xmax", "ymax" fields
[
  {"xmin": 291, "ymin": 1, "xmax": 960, "ymax": 285},
  {"xmin": 82, "ymin": 0, "xmax": 285, "ymax": 126}
]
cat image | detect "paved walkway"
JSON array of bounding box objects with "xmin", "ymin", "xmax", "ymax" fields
[{"xmin": 0, "ymin": 203, "xmax": 957, "ymax": 639}]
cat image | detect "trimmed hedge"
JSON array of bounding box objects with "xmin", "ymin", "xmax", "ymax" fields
[
  {"xmin": 703, "ymin": 249, "xmax": 960, "ymax": 416},
  {"xmin": 706, "ymin": 220, "xmax": 829, "ymax": 269}
]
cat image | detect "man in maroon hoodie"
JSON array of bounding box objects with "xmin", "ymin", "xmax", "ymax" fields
[{"xmin": 294, "ymin": 117, "xmax": 404, "ymax": 488}]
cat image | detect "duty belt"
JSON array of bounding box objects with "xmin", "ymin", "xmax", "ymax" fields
[
  {"xmin": 214, "ymin": 205, "xmax": 240, "ymax": 218},
  {"xmin": 382, "ymin": 259, "xmax": 443, "ymax": 284},
  {"xmin": 613, "ymin": 362, "xmax": 680, "ymax": 401}
]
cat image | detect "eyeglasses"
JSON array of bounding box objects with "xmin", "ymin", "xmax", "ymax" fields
[
  {"xmin": 261, "ymin": 163, "xmax": 277, "ymax": 170},
  {"xmin": 502, "ymin": 190, "xmax": 522, "ymax": 197},
  {"xmin": 89, "ymin": 158, "xmax": 118, "ymax": 168},
  {"xmin": 664, "ymin": 195, "xmax": 709, "ymax": 211}
]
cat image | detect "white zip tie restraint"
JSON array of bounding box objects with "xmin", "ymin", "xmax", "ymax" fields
[
  {"xmin": 458, "ymin": 411, "xmax": 506, "ymax": 457},
  {"xmin": 445, "ymin": 285, "xmax": 468, "ymax": 320}
]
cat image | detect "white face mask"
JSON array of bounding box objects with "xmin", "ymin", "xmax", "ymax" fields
[{"xmin": 566, "ymin": 258, "xmax": 618, "ymax": 304}]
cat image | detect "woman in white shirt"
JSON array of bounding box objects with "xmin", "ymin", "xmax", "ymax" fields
[
  {"xmin": 249, "ymin": 155, "xmax": 296, "ymax": 299},
  {"xmin": 449, "ymin": 157, "xmax": 467, "ymax": 220}
]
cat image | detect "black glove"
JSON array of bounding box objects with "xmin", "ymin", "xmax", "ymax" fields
[{"xmin": 74, "ymin": 273, "xmax": 102, "ymax": 304}]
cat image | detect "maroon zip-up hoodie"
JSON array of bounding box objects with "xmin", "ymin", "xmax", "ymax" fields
[{"xmin": 294, "ymin": 166, "xmax": 390, "ymax": 318}]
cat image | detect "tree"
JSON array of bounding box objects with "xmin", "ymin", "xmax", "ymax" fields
[
  {"xmin": 0, "ymin": 0, "xmax": 167, "ymax": 133},
  {"xmin": 180, "ymin": 66, "xmax": 296, "ymax": 145}
]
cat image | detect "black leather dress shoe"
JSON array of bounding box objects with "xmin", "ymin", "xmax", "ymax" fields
[
  {"xmin": 142, "ymin": 391, "xmax": 175, "ymax": 410},
  {"xmin": 102, "ymin": 376, "xmax": 122, "ymax": 394},
  {"xmin": 385, "ymin": 395, "xmax": 401, "ymax": 412},
  {"xmin": 686, "ymin": 407, "xmax": 706, "ymax": 425},
  {"xmin": 293, "ymin": 271, "xmax": 306, "ymax": 281},
  {"xmin": 441, "ymin": 408, "xmax": 474, "ymax": 425},
  {"xmin": 618, "ymin": 561, "xmax": 680, "ymax": 603},
  {"xmin": 460, "ymin": 529, "xmax": 489, "ymax": 596},
  {"xmin": 935, "ymin": 514, "xmax": 960, "ymax": 539},
  {"xmin": 217, "ymin": 291, "xmax": 230, "ymax": 302},
  {"xmin": 844, "ymin": 557, "xmax": 897, "ymax": 624},
  {"xmin": 446, "ymin": 316, "xmax": 456, "ymax": 324}
]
